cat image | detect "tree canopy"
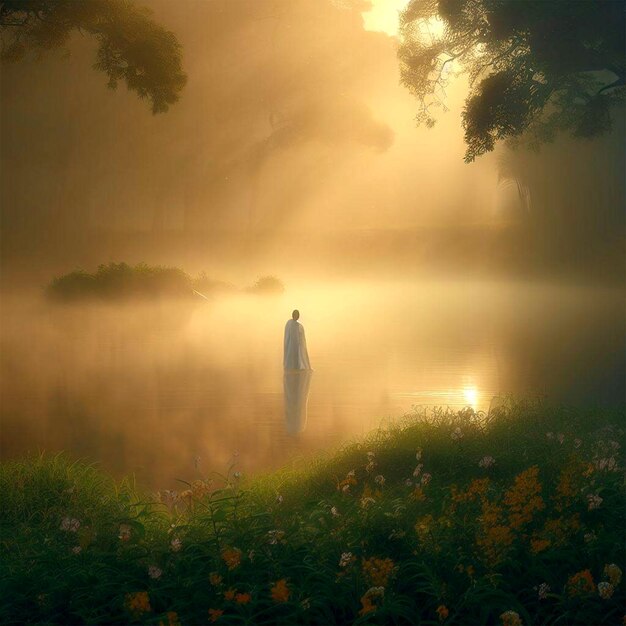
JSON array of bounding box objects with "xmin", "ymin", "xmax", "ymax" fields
[
  {"xmin": 399, "ymin": 0, "xmax": 626, "ymax": 161},
  {"xmin": 0, "ymin": 0, "xmax": 186, "ymax": 113}
]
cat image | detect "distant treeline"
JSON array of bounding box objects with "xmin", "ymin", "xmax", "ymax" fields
[{"xmin": 47, "ymin": 262, "xmax": 284, "ymax": 301}]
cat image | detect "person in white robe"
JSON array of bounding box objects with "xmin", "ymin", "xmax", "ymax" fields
[{"xmin": 283, "ymin": 309, "xmax": 311, "ymax": 370}]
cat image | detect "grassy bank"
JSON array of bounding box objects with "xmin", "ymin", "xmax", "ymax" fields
[
  {"xmin": 46, "ymin": 262, "xmax": 284, "ymax": 301},
  {"xmin": 1, "ymin": 401, "xmax": 624, "ymax": 625}
]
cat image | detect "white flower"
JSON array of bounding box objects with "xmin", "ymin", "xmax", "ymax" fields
[
  {"xmin": 60, "ymin": 517, "xmax": 80, "ymax": 532},
  {"xmin": 587, "ymin": 493, "xmax": 603, "ymax": 510},
  {"xmin": 360, "ymin": 496, "xmax": 375, "ymax": 509},
  {"xmin": 341, "ymin": 484, "xmax": 351, "ymax": 493},
  {"xmin": 367, "ymin": 451, "xmax": 375, "ymax": 461},
  {"xmin": 118, "ymin": 524, "xmax": 132, "ymax": 542},
  {"xmin": 546, "ymin": 432, "xmax": 554, "ymax": 439},
  {"xmin": 365, "ymin": 461, "xmax": 375, "ymax": 473},
  {"xmin": 389, "ymin": 529, "xmax": 406, "ymax": 539},
  {"xmin": 301, "ymin": 598, "xmax": 311, "ymax": 610},
  {"xmin": 420, "ymin": 473, "xmax": 432, "ymax": 486},
  {"xmin": 451, "ymin": 427, "xmax": 463, "ymax": 441},
  {"xmin": 331, "ymin": 506, "xmax": 340, "ymax": 517},
  {"xmin": 584, "ymin": 532, "xmax": 596, "ymax": 543},
  {"xmin": 276, "ymin": 494, "xmax": 284, "ymax": 504},
  {"xmin": 267, "ymin": 530, "xmax": 285, "ymax": 545},
  {"xmin": 415, "ymin": 449, "xmax": 423, "ymax": 461},
  {"xmin": 537, "ymin": 582, "xmax": 550, "ymax": 600},
  {"xmin": 148, "ymin": 565, "xmax": 162, "ymax": 579},
  {"xmin": 412, "ymin": 464, "xmax": 423, "ymax": 477},
  {"xmin": 71, "ymin": 546, "xmax": 82, "ymax": 555},
  {"xmin": 339, "ymin": 552, "xmax": 353, "ymax": 567},
  {"xmin": 557, "ymin": 433, "xmax": 565, "ymax": 444},
  {"xmin": 598, "ymin": 581, "xmax": 614, "ymax": 599},
  {"xmin": 248, "ymin": 550, "xmax": 255, "ymax": 561},
  {"xmin": 346, "ymin": 470, "xmax": 356, "ymax": 478},
  {"xmin": 479, "ymin": 456, "xmax": 495, "ymax": 468},
  {"xmin": 404, "ymin": 479, "xmax": 413, "ymax": 487},
  {"xmin": 170, "ymin": 537, "xmax": 182, "ymax": 552},
  {"xmin": 374, "ymin": 475, "xmax": 385, "ymax": 486},
  {"xmin": 574, "ymin": 438, "xmax": 582, "ymax": 448},
  {"xmin": 594, "ymin": 457, "xmax": 618, "ymax": 471},
  {"xmin": 365, "ymin": 586, "xmax": 385, "ymax": 599},
  {"xmin": 233, "ymin": 471, "xmax": 242, "ymax": 480}
]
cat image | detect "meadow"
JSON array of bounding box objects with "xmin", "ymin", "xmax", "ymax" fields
[{"xmin": 1, "ymin": 400, "xmax": 623, "ymax": 625}]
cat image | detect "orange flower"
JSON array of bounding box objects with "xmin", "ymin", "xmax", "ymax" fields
[
  {"xmin": 436, "ymin": 604, "xmax": 449, "ymax": 622},
  {"xmin": 224, "ymin": 588, "xmax": 236, "ymax": 601},
  {"xmin": 566, "ymin": 569, "xmax": 596, "ymax": 596},
  {"xmin": 362, "ymin": 557, "xmax": 396, "ymax": 587},
  {"xmin": 503, "ymin": 466, "xmax": 544, "ymax": 530},
  {"xmin": 530, "ymin": 538, "xmax": 551, "ymax": 554},
  {"xmin": 358, "ymin": 594, "xmax": 376, "ymax": 616},
  {"xmin": 209, "ymin": 572, "xmax": 223, "ymax": 586},
  {"xmin": 500, "ymin": 610, "xmax": 522, "ymax": 626},
  {"xmin": 270, "ymin": 579, "xmax": 290, "ymax": 603},
  {"xmin": 125, "ymin": 592, "xmax": 152, "ymax": 617},
  {"xmin": 159, "ymin": 611, "xmax": 181, "ymax": 626},
  {"xmin": 221, "ymin": 547, "xmax": 242, "ymax": 570},
  {"xmin": 235, "ymin": 592, "xmax": 252, "ymax": 605},
  {"xmin": 411, "ymin": 486, "xmax": 426, "ymax": 501},
  {"xmin": 208, "ymin": 608, "xmax": 223, "ymax": 623}
]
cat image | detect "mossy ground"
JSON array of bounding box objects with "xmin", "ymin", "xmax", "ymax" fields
[{"xmin": 1, "ymin": 400, "xmax": 623, "ymax": 625}]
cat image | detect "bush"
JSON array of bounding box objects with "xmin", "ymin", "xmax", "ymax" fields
[{"xmin": 246, "ymin": 275, "xmax": 285, "ymax": 294}]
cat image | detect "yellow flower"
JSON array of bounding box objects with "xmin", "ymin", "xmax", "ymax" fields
[
  {"xmin": 566, "ymin": 569, "xmax": 596, "ymax": 596},
  {"xmin": 208, "ymin": 608, "xmax": 223, "ymax": 623},
  {"xmin": 362, "ymin": 557, "xmax": 396, "ymax": 588},
  {"xmin": 270, "ymin": 579, "xmax": 290, "ymax": 603},
  {"xmin": 125, "ymin": 591, "xmax": 152, "ymax": 617},
  {"xmin": 209, "ymin": 572, "xmax": 223, "ymax": 586},
  {"xmin": 221, "ymin": 547, "xmax": 242, "ymax": 570},
  {"xmin": 436, "ymin": 604, "xmax": 449, "ymax": 622},
  {"xmin": 500, "ymin": 610, "xmax": 522, "ymax": 626},
  {"xmin": 604, "ymin": 563, "xmax": 622, "ymax": 586},
  {"xmin": 235, "ymin": 592, "xmax": 252, "ymax": 605},
  {"xmin": 224, "ymin": 588, "xmax": 236, "ymax": 601},
  {"xmin": 503, "ymin": 466, "xmax": 544, "ymax": 530}
]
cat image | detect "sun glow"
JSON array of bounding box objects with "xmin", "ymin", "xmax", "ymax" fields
[
  {"xmin": 361, "ymin": 0, "xmax": 410, "ymax": 37},
  {"xmin": 463, "ymin": 386, "xmax": 479, "ymax": 408}
]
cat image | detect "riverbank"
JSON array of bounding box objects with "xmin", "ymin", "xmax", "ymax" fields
[{"xmin": 1, "ymin": 400, "xmax": 624, "ymax": 625}]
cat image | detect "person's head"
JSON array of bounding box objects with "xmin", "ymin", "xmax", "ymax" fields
[{"xmin": 292, "ymin": 309, "xmax": 300, "ymax": 320}]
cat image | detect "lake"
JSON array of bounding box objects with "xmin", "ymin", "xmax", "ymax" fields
[{"xmin": 1, "ymin": 279, "xmax": 624, "ymax": 488}]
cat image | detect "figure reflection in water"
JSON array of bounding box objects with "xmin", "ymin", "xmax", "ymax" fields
[{"xmin": 283, "ymin": 310, "xmax": 312, "ymax": 434}]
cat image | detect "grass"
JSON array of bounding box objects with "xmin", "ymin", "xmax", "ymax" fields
[
  {"xmin": 46, "ymin": 263, "xmax": 284, "ymax": 301},
  {"xmin": 0, "ymin": 399, "xmax": 624, "ymax": 625}
]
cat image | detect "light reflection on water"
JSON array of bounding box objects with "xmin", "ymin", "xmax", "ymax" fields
[{"xmin": 1, "ymin": 279, "xmax": 623, "ymax": 488}]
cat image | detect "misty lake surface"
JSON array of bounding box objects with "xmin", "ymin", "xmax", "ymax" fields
[{"xmin": 2, "ymin": 279, "xmax": 624, "ymax": 488}]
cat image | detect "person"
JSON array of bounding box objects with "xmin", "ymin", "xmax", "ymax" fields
[{"xmin": 283, "ymin": 309, "xmax": 311, "ymax": 370}]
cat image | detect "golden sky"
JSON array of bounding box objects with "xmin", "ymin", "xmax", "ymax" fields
[{"xmin": 361, "ymin": 0, "xmax": 409, "ymax": 36}]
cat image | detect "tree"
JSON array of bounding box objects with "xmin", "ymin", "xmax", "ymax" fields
[
  {"xmin": 0, "ymin": 0, "xmax": 186, "ymax": 113},
  {"xmin": 399, "ymin": 0, "xmax": 626, "ymax": 161}
]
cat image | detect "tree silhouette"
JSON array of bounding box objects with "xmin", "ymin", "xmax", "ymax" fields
[
  {"xmin": 0, "ymin": 0, "xmax": 186, "ymax": 113},
  {"xmin": 399, "ymin": 0, "xmax": 625, "ymax": 161}
]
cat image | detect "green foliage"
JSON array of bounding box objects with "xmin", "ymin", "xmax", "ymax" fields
[
  {"xmin": 399, "ymin": 0, "xmax": 626, "ymax": 161},
  {"xmin": 0, "ymin": 0, "xmax": 186, "ymax": 113},
  {"xmin": 1, "ymin": 401, "xmax": 624, "ymax": 625}
]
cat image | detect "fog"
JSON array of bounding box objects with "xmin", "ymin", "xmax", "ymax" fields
[{"xmin": 1, "ymin": 0, "xmax": 624, "ymax": 484}]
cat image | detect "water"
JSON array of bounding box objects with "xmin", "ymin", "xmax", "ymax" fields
[{"xmin": 1, "ymin": 279, "xmax": 623, "ymax": 488}]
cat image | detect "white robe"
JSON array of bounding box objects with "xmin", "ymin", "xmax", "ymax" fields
[{"xmin": 283, "ymin": 319, "xmax": 311, "ymax": 370}]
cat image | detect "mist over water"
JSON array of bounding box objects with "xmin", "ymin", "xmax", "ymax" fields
[{"xmin": 2, "ymin": 278, "xmax": 623, "ymax": 488}]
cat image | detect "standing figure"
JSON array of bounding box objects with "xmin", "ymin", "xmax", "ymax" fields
[{"xmin": 283, "ymin": 309, "xmax": 311, "ymax": 370}]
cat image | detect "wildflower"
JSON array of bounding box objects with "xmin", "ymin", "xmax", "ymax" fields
[
  {"xmin": 209, "ymin": 572, "xmax": 222, "ymax": 586},
  {"xmin": 270, "ymin": 579, "xmax": 290, "ymax": 603},
  {"xmin": 148, "ymin": 565, "xmax": 162, "ymax": 580},
  {"xmin": 358, "ymin": 594, "xmax": 376, "ymax": 616},
  {"xmin": 331, "ymin": 506, "xmax": 340, "ymax": 517},
  {"xmin": 301, "ymin": 598, "xmax": 311, "ymax": 610},
  {"xmin": 125, "ymin": 591, "xmax": 152, "ymax": 617},
  {"xmin": 365, "ymin": 461, "xmax": 376, "ymax": 473},
  {"xmin": 374, "ymin": 474, "xmax": 385, "ymax": 486},
  {"xmin": 276, "ymin": 494, "xmax": 284, "ymax": 504},
  {"xmin": 342, "ymin": 484, "xmax": 351, "ymax": 493},
  {"xmin": 60, "ymin": 517, "xmax": 80, "ymax": 532},
  {"xmin": 436, "ymin": 604, "xmax": 449, "ymax": 622},
  {"xmin": 557, "ymin": 433, "xmax": 565, "ymax": 444},
  {"xmin": 598, "ymin": 582, "xmax": 614, "ymax": 599},
  {"xmin": 421, "ymin": 473, "xmax": 432, "ymax": 486},
  {"xmin": 411, "ymin": 486, "xmax": 426, "ymax": 501},
  {"xmin": 248, "ymin": 549, "xmax": 255, "ymax": 561},
  {"xmin": 233, "ymin": 471, "xmax": 242, "ymax": 480},
  {"xmin": 361, "ymin": 496, "xmax": 376, "ymax": 508},
  {"xmin": 415, "ymin": 448, "xmax": 422, "ymax": 461},
  {"xmin": 118, "ymin": 524, "xmax": 132, "ymax": 542},
  {"xmin": 594, "ymin": 457, "xmax": 618, "ymax": 471},
  {"xmin": 388, "ymin": 529, "xmax": 406, "ymax": 539},
  {"xmin": 235, "ymin": 592, "xmax": 252, "ymax": 604},
  {"xmin": 72, "ymin": 545, "xmax": 82, "ymax": 555},
  {"xmin": 367, "ymin": 451, "xmax": 375, "ymax": 461},
  {"xmin": 170, "ymin": 537, "xmax": 182, "ymax": 552},
  {"xmin": 479, "ymin": 456, "xmax": 495, "ymax": 468},
  {"xmin": 546, "ymin": 432, "xmax": 554, "ymax": 439},
  {"xmin": 224, "ymin": 588, "xmax": 236, "ymax": 601},
  {"xmin": 584, "ymin": 531, "xmax": 596, "ymax": 543},
  {"xmin": 267, "ymin": 530, "xmax": 285, "ymax": 545},
  {"xmin": 339, "ymin": 552, "xmax": 354, "ymax": 567},
  {"xmin": 504, "ymin": 466, "xmax": 544, "ymax": 530},
  {"xmin": 362, "ymin": 557, "xmax": 396, "ymax": 587},
  {"xmin": 159, "ymin": 490, "xmax": 179, "ymax": 505},
  {"xmin": 180, "ymin": 489, "xmax": 193, "ymax": 499},
  {"xmin": 451, "ymin": 427, "xmax": 463, "ymax": 441},
  {"xmin": 604, "ymin": 563, "xmax": 622, "ymax": 585},
  {"xmin": 347, "ymin": 469, "xmax": 356, "ymax": 478},
  {"xmin": 537, "ymin": 582, "xmax": 550, "ymax": 600},
  {"xmin": 500, "ymin": 610, "xmax": 522, "ymax": 626},
  {"xmin": 530, "ymin": 538, "xmax": 550, "ymax": 553},
  {"xmin": 221, "ymin": 547, "xmax": 242, "ymax": 569},
  {"xmin": 586, "ymin": 493, "xmax": 603, "ymax": 510},
  {"xmin": 566, "ymin": 569, "xmax": 596, "ymax": 596},
  {"xmin": 574, "ymin": 438, "xmax": 582, "ymax": 448},
  {"xmin": 404, "ymin": 478, "xmax": 413, "ymax": 486},
  {"xmin": 159, "ymin": 611, "xmax": 181, "ymax": 626},
  {"xmin": 208, "ymin": 608, "xmax": 223, "ymax": 623},
  {"xmin": 413, "ymin": 464, "xmax": 423, "ymax": 477}
]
